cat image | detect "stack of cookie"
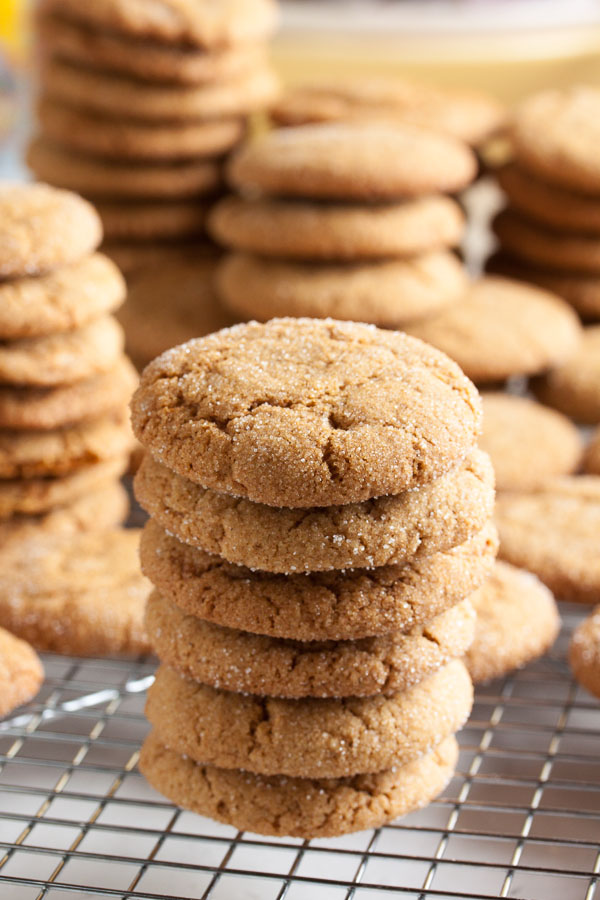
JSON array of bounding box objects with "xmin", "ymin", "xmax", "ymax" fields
[
  {"xmin": 131, "ymin": 318, "xmax": 498, "ymax": 838},
  {"xmin": 209, "ymin": 122, "xmax": 476, "ymax": 327},
  {"xmin": 0, "ymin": 182, "xmax": 136, "ymax": 544},
  {"xmin": 28, "ymin": 0, "xmax": 280, "ymax": 274}
]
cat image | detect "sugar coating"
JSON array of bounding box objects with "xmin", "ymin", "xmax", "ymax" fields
[
  {"xmin": 569, "ymin": 606, "xmax": 600, "ymax": 698},
  {"xmin": 532, "ymin": 326, "xmax": 600, "ymax": 424},
  {"xmin": 0, "ymin": 627, "xmax": 43, "ymax": 717}
]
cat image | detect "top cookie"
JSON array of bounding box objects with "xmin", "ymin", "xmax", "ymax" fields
[
  {"xmin": 227, "ymin": 123, "xmax": 477, "ymax": 201},
  {"xmin": 131, "ymin": 318, "xmax": 482, "ymax": 507},
  {"xmin": 0, "ymin": 182, "xmax": 102, "ymax": 279}
]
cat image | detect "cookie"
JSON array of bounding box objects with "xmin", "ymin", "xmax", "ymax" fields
[
  {"xmin": 103, "ymin": 240, "xmax": 216, "ymax": 277},
  {"xmin": 270, "ymin": 78, "xmax": 505, "ymax": 148},
  {"xmin": 27, "ymin": 138, "xmax": 222, "ymax": 200},
  {"xmin": 569, "ymin": 607, "xmax": 600, "ymax": 698},
  {"xmin": 0, "ymin": 315, "xmax": 124, "ymax": 387},
  {"xmin": 0, "ymin": 529, "xmax": 151, "ymax": 656},
  {"xmin": 0, "ymin": 628, "xmax": 44, "ymax": 718},
  {"xmin": 0, "ymin": 252, "xmax": 125, "ymax": 340},
  {"xmin": 406, "ymin": 276, "xmax": 581, "ymax": 383},
  {"xmin": 41, "ymin": 58, "xmax": 280, "ymax": 122},
  {"xmin": 494, "ymin": 209, "xmax": 600, "ymax": 274},
  {"xmin": 146, "ymin": 659, "xmax": 473, "ymax": 777},
  {"xmin": 146, "ymin": 591, "xmax": 476, "ymax": 698},
  {"xmin": 38, "ymin": 99, "xmax": 245, "ymax": 161},
  {"xmin": 139, "ymin": 730, "xmax": 458, "ymax": 838},
  {"xmin": 95, "ymin": 199, "xmax": 210, "ymax": 241},
  {"xmin": 131, "ymin": 318, "xmax": 483, "ymax": 508},
  {"xmin": 497, "ymin": 163, "xmax": 600, "ymax": 233},
  {"xmin": 0, "ymin": 358, "xmax": 138, "ymax": 431},
  {"xmin": 0, "ymin": 182, "xmax": 101, "ymax": 278},
  {"xmin": 480, "ymin": 393, "xmax": 582, "ymax": 492},
  {"xmin": 140, "ymin": 518, "xmax": 496, "ymax": 640},
  {"xmin": 465, "ymin": 561, "xmax": 559, "ymax": 684},
  {"xmin": 532, "ymin": 326, "xmax": 600, "ymax": 424},
  {"xmin": 227, "ymin": 123, "xmax": 477, "ymax": 200},
  {"xmin": 117, "ymin": 259, "xmax": 234, "ymax": 370},
  {"xmin": 511, "ymin": 86, "xmax": 600, "ymax": 195},
  {"xmin": 208, "ymin": 194, "xmax": 465, "ymax": 259},
  {"xmin": 216, "ymin": 252, "xmax": 468, "ymax": 327},
  {"xmin": 583, "ymin": 428, "xmax": 600, "ymax": 475},
  {"xmin": 496, "ymin": 477, "xmax": 600, "ymax": 603}
]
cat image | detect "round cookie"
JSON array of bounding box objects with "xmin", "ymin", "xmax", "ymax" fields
[
  {"xmin": 511, "ymin": 86, "xmax": 600, "ymax": 195},
  {"xmin": 140, "ymin": 731, "xmax": 458, "ymax": 839},
  {"xmin": 208, "ymin": 194, "xmax": 465, "ymax": 259},
  {"xmin": 216, "ymin": 252, "xmax": 468, "ymax": 327},
  {"xmin": 103, "ymin": 240, "xmax": 216, "ymax": 278},
  {"xmin": 480, "ymin": 393, "xmax": 582, "ymax": 492},
  {"xmin": 0, "ymin": 252, "xmax": 125, "ymax": 340},
  {"xmin": 0, "ymin": 628, "xmax": 44, "ymax": 718},
  {"xmin": 146, "ymin": 659, "xmax": 473, "ymax": 778},
  {"xmin": 227, "ymin": 122, "xmax": 477, "ymax": 200},
  {"xmin": 406, "ymin": 276, "xmax": 581, "ymax": 384},
  {"xmin": 131, "ymin": 318, "xmax": 483, "ymax": 508},
  {"xmin": 95, "ymin": 200, "xmax": 210, "ymax": 241},
  {"xmin": 494, "ymin": 209, "xmax": 600, "ymax": 274},
  {"xmin": 140, "ymin": 518, "xmax": 497, "ymax": 640},
  {"xmin": 0, "ymin": 182, "xmax": 101, "ymax": 279},
  {"xmin": 496, "ymin": 477, "xmax": 600, "ymax": 604},
  {"xmin": 27, "ymin": 138, "xmax": 222, "ymax": 200},
  {"xmin": 569, "ymin": 607, "xmax": 600, "ymax": 699},
  {"xmin": 0, "ymin": 358, "xmax": 137, "ymax": 431},
  {"xmin": 0, "ymin": 529, "xmax": 151, "ymax": 656},
  {"xmin": 38, "ymin": 99, "xmax": 245, "ymax": 161},
  {"xmin": 146, "ymin": 592, "xmax": 476, "ymax": 698},
  {"xmin": 465, "ymin": 561, "xmax": 560, "ymax": 684},
  {"xmin": 0, "ymin": 316, "xmax": 125, "ymax": 387},
  {"xmin": 135, "ymin": 449, "xmax": 495, "ymax": 573},
  {"xmin": 497, "ymin": 163, "xmax": 600, "ymax": 233},
  {"xmin": 583, "ymin": 428, "xmax": 600, "ymax": 475},
  {"xmin": 532, "ymin": 326, "xmax": 600, "ymax": 424}
]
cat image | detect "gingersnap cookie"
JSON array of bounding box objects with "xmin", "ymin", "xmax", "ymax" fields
[
  {"xmin": 0, "ymin": 252, "xmax": 125, "ymax": 340},
  {"xmin": 0, "ymin": 628, "xmax": 43, "ymax": 718},
  {"xmin": 494, "ymin": 209, "xmax": 600, "ymax": 274},
  {"xmin": 146, "ymin": 659, "xmax": 473, "ymax": 778},
  {"xmin": 465, "ymin": 561, "xmax": 560, "ymax": 684},
  {"xmin": 406, "ymin": 276, "xmax": 581, "ymax": 384},
  {"xmin": 497, "ymin": 163, "xmax": 600, "ymax": 233},
  {"xmin": 103, "ymin": 240, "xmax": 216, "ymax": 278},
  {"xmin": 140, "ymin": 730, "xmax": 458, "ymax": 838},
  {"xmin": 136, "ymin": 448, "xmax": 495, "ymax": 573},
  {"xmin": 141, "ymin": 518, "xmax": 496, "ymax": 640},
  {"xmin": 532, "ymin": 326, "xmax": 600, "ymax": 424},
  {"xmin": 496, "ymin": 477, "xmax": 600, "ymax": 603},
  {"xmin": 480, "ymin": 393, "xmax": 582, "ymax": 492},
  {"xmin": 0, "ymin": 316, "xmax": 124, "ymax": 387},
  {"xmin": 131, "ymin": 318, "xmax": 483, "ymax": 507},
  {"xmin": 0, "ymin": 182, "xmax": 101, "ymax": 279},
  {"xmin": 95, "ymin": 200, "xmax": 210, "ymax": 242},
  {"xmin": 569, "ymin": 607, "xmax": 600, "ymax": 698},
  {"xmin": 227, "ymin": 123, "xmax": 476, "ymax": 201},
  {"xmin": 38, "ymin": 99, "xmax": 245, "ymax": 161},
  {"xmin": 0, "ymin": 529, "xmax": 151, "ymax": 656},
  {"xmin": 208, "ymin": 194, "xmax": 465, "ymax": 259},
  {"xmin": 511, "ymin": 86, "xmax": 600, "ymax": 195},
  {"xmin": 583, "ymin": 428, "xmax": 600, "ymax": 475}
]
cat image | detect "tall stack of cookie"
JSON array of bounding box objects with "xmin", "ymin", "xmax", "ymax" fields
[
  {"xmin": 132, "ymin": 318, "xmax": 498, "ymax": 838},
  {"xmin": 28, "ymin": 0, "xmax": 280, "ymax": 275},
  {"xmin": 0, "ymin": 182, "xmax": 136, "ymax": 544}
]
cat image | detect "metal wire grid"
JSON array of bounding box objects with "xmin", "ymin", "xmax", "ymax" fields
[{"xmin": 0, "ymin": 604, "xmax": 598, "ymax": 900}]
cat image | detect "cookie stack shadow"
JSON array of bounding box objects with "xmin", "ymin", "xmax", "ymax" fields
[{"xmin": 131, "ymin": 318, "xmax": 498, "ymax": 838}]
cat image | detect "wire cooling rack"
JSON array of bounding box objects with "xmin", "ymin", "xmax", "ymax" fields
[{"xmin": 0, "ymin": 604, "xmax": 598, "ymax": 900}]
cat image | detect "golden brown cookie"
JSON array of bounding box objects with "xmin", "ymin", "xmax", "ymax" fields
[
  {"xmin": 139, "ymin": 731, "xmax": 458, "ymax": 838},
  {"xmin": 103, "ymin": 240, "xmax": 216, "ymax": 278},
  {"xmin": 216, "ymin": 252, "xmax": 468, "ymax": 327},
  {"xmin": 0, "ymin": 182, "xmax": 101, "ymax": 278},
  {"xmin": 465, "ymin": 561, "xmax": 560, "ymax": 684},
  {"xmin": 583, "ymin": 428, "xmax": 600, "ymax": 475},
  {"xmin": 95, "ymin": 199, "xmax": 210, "ymax": 241},
  {"xmin": 532, "ymin": 326, "xmax": 600, "ymax": 424},
  {"xmin": 0, "ymin": 529, "xmax": 151, "ymax": 656},
  {"xmin": 0, "ymin": 252, "xmax": 125, "ymax": 340},
  {"xmin": 227, "ymin": 122, "xmax": 477, "ymax": 200},
  {"xmin": 0, "ymin": 628, "xmax": 44, "ymax": 718},
  {"xmin": 494, "ymin": 209, "xmax": 600, "ymax": 274},
  {"xmin": 0, "ymin": 316, "xmax": 124, "ymax": 387},
  {"xmin": 140, "ymin": 518, "xmax": 496, "ymax": 640},
  {"xmin": 569, "ymin": 607, "xmax": 600, "ymax": 698},
  {"xmin": 497, "ymin": 163, "xmax": 600, "ymax": 233},
  {"xmin": 208, "ymin": 194, "xmax": 465, "ymax": 259},
  {"xmin": 146, "ymin": 659, "xmax": 473, "ymax": 777},
  {"xmin": 131, "ymin": 318, "xmax": 483, "ymax": 508},
  {"xmin": 496, "ymin": 477, "xmax": 600, "ymax": 603},
  {"xmin": 480, "ymin": 393, "xmax": 582, "ymax": 492},
  {"xmin": 406, "ymin": 276, "xmax": 581, "ymax": 383}
]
